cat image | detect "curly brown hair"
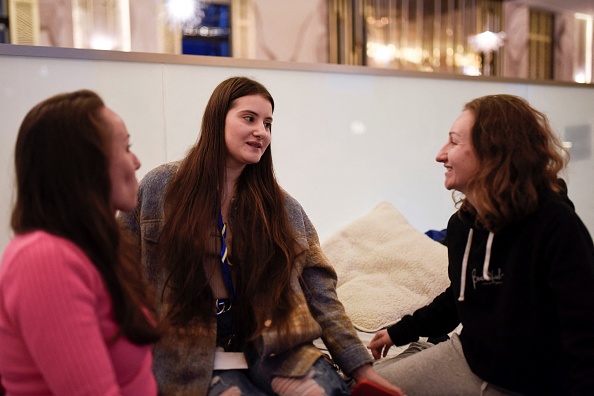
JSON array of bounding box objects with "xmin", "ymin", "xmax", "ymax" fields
[{"xmin": 459, "ymin": 94, "xmax": 568, "ymax": 232}]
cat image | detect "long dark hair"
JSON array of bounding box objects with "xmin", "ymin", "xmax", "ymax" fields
[
  {"xmin": 12, "ymin": 89, "xmax": 160, "ymax": 344},
  {"xmin": 460, "ymin": 94, "xmax": 568, "ymax": 232},
  {"xmin": 159, "ymin": 76, "xmax": 299, "ymax": 342}
]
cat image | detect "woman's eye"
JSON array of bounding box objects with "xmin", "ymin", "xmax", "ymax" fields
[
  {"xmin": 264, "ymin": 122, "xmax": 272, "ymax": 130},
  {"xmin": 244, "ymin": 115, "xmax": 254, "ymax": 122}
]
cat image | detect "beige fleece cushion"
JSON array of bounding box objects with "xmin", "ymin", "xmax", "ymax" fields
[{"xmin": 322, "ymin": 201, "xmax": 449, "ymax": 332}]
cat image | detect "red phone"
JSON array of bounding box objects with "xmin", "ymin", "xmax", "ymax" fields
[{"xmin": 351, "ymin": 379, "xmax": 402, "ymax": 396}]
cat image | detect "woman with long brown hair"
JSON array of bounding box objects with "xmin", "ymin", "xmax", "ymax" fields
[
  {"xmin": 120, "ymin": 76, "xmax": 403, "ymax": 395},
  {"xmin": 0, "ymin": 89, "xmax": 160, "ymax": 394},
  {"xmin": 368, "ymin": 94, "xmax": 594, "ymax": 394}
]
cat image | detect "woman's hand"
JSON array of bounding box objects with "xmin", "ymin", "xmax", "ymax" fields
[
  {"xmin": 351, "ymin": 364, "xmax": 405, "ymax": 396},
  {"xmin": 367, "ymin": 329, "xmax": 394, "ymax": 360}
]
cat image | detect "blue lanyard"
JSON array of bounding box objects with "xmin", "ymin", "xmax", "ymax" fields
[{"xmin": 218, "ymin": 212, "xmax": 235, "ymax": 301}]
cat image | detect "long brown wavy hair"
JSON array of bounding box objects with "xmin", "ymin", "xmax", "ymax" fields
[
  {"xmin": 459, "ymin": 94, "xmax": 568, "ymax": 232},
  {"xmin": 11, "ymin": 89, "xmax": 160, "ymax": 345},
  {"xmin": 159, "ymin": 77, "xmax": 299, "ymax": 342}
]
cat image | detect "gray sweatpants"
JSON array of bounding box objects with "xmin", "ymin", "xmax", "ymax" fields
[{"xmin": 373, "ymin": 333, "xmax": 523, "ymax": 396}]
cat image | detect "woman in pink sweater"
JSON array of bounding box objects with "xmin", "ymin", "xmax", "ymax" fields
[{"xmin": 0, "ymin": 90, "xmax": 160, "ymax": 395}]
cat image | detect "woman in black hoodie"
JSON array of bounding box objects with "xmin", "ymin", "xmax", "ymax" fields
[{"xmin": 368, "ymin": 94, "xmax": 594, "ymax": 395}]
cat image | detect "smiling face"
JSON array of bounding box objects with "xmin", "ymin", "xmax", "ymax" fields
[
  {"xmin": 224, "ymin": 94, "xmax": 273, "ymax": 171},
  {"xmin": 101, "ymin": 106, "xmax": 141, "ymax": 212},
  {"xmin": 435, "ymin": 110, "xmax": 480, "ymax": 200}
]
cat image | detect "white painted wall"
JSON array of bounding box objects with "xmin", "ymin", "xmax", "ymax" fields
[{"xmin": 0, "ymin": 48, "xmax": 593, "ymax": 254}]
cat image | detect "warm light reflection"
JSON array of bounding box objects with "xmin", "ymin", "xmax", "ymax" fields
[
  {"xmin": 463, "ymin": 66, "xmax": 482, "ymax": 76},
  {"xmin": 399, "ymin": 47, "xmax": 424, "ymax": 64},
  {"xmin": 367, "ymin": 42, "xmax": 397, "ymax": 64},
  {"xmin": 367, "ymin": 42, "xmax": 430, "ymax": 66},
  {"xmin": 574, "ymin": 71, "xmax": 587, "ymax": 84},
  {"xmin": 366, "ymin": 40, "xmax": 483, "ymax": 73},
  {"xmin": 360, "ymin": 1, "xmax": 505, "ymax": 75},
  {"xmin": 455, "ymin": 53, "xmax": 482, "ymax": 76},
  {"xmin": 90, "ymin": 35, "xmax": 115, "ymax": 50}
]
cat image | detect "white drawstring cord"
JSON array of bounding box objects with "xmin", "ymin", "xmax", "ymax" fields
[
  {"xmin": 482, "ymin": 232, "xmax": 494, "ymax": 281},
  {"xmin": 459, "ymin": 230, "xmax": 495, "ymax": 301},
  {"xmin": 458, "ymin": 229, "xmax": 473, "ymax": 301}
]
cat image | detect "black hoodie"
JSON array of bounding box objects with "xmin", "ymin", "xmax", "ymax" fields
[{"xmin": 387, "ymin": 188, "xmax": 594, "ymax": 395}]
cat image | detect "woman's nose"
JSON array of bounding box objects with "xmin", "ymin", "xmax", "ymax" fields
[
  {"xmin": 253, "ymin": 124, "xmax": 266, "ymax": 137},
  {"xmin": 133, "ymin": 153, "xmax": 141, "ymax": 170},
  {"xmin": 435, "ymin": 145, "xmax": 447, "ymax": 162}
]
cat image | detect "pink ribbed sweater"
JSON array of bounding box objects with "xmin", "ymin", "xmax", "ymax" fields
[{"xmin": 0, "ymin": 231, "xmax": 156, "ymax": 395}]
